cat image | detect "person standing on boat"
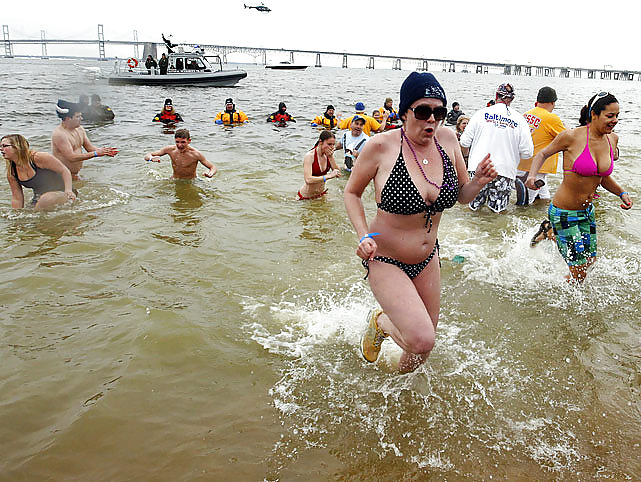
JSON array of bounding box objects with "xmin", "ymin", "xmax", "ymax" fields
[
  {"xmin": 344, "ymin": 72, "xmax": 497, "ymax": 373},
  {"xmin": 51, "ymin": 100, "xmax": 118, "ymax": 180},
  {"xmin": 158, "ymin": 53, "xmax": 169, "ymax": 75},
  {"xmin": 145, "ymin": 55, "xmax": 158, "ymax": 74},
  {"xmin": 214, "ymin": 98, "xmax": 249, "ymax": 125},
  {"xmin": 2, "ymin": 134, "xmax": 76, "ymax": 210},
  {"xmin": 525, "ymin": 92, "xmax": 631, "ymax": 283},
  {"xmin": 460, "ymin": 83, "xmax": 533, "ymax": 213},
  {"xmin": 311, "ymin": 105, "xmax": 339, "ymax": 129}
]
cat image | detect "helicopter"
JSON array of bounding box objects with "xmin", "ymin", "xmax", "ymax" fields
[{"xmin": 244, "ymin": 2, "xmax": 271, "ymax": 12}]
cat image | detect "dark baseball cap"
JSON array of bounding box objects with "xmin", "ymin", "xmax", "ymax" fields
[{"xmin": 537, "ymin": 86, "xmax": 557, "ymax": 103}]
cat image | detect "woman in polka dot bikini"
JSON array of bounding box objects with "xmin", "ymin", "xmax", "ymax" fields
[{"xmin": 344, "ymin": 72, "xmax": 497, "ymax": 373}]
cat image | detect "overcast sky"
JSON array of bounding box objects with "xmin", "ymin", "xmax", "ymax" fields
[{"xmin": 3, "ymin": 0, "xmax": 639, "ymax": 71}]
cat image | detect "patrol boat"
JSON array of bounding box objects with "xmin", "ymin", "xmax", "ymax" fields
[{"xmin": 108, "ymin": 46, "xmax": 247, "ymax": 87}]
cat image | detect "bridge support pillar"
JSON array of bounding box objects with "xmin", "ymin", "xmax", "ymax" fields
[
  {"xmin": 560, "ymin": 68, "xmax": 569, "ymax": 78},
  {"xmin": 573, "ymin": 69, "xmax": 582, "ymax": 78},
  {"xmin": 3, "ymin": 25, "xmax": 13, "ymax": 58},
  {"xmin": 392, "ymin": 58, "xmax": 401, "ymax": 70},
  {"xmin": 524, "ymin": 65, "xmax": 532, "ymax": 76},
  {"xmin": 504, "ymin": 65, "xmax": 512, "ymax": 75},
  {"xmin": 97, "ymin": 24, "xmax": 106, "ymax": 60},
  {"xmin": 133, "ymin": 30, "xmax": 139, "ymax": 59},
  {"xmin": 513, "ymin": 65, "xmax": 522, "ymax": 75},
  {"xmin": 601, "ymin": 71, "xmax": 612, "ymax": 79},
  {"xmin": 418, "ymin": 60, "xmax": 428, "ymax": 71},
  {"xmin": 41, "ymin": 30, "xmax": 48, "ymax": 59},
  {"xmin": 315, "ymin": 53, "xmax": 321, "ymax": 67},
  {"xmin": 342, "ymin": 53, "xmax": 348, "ymax": 68},
  {"xmin": 289, "ymin": 51, "xmax": 294, "ymax": 64},
  {"xmin": 587, "ymin": 70, "xmax": 595, "ymax": 79},
  {"xmin": 367, "ymin": 56, "xmax": 374, "ymax": 69},
  {"xmin": 448, "ymin": 62, "xmax": 455, "ymax": 72},
  {"xmin": 262, "ymin": 50, "xmax": 267, "ymax": 65}
]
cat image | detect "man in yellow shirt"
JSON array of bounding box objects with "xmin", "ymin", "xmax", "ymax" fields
[
  {"xmin": 339, "ymin": 102, "xmax": 387, "ymax": 136},
  {"xmin": 516, "ymin": 87, "xmax": 565, "ymax": 206}
]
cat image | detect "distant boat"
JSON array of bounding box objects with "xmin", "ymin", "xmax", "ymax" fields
[{"xmin": 265, "ymin": 61, "xmax": 307, "ymax": 70}]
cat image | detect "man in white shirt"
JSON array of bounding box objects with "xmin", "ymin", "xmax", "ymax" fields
[
  {"xmin": 460, "ymin": 83, "xmax": 534, "ymax": 213},
  {"xmin": 335, "ymin": 115, "xmax": 369, "ymax": 171}
]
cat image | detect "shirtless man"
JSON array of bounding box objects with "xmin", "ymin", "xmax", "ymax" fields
[
  {"xmin": 143, "ymin": 128, "xmax": 217, "ymax": 179},
  {"xmin": 51, "ymin": 100, "xmax": 118, "ymax": 180}
]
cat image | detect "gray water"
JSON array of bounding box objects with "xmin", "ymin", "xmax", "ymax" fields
[{"xmin": 1, "ymin": 58, "xmax": 640, "ymax": 480}]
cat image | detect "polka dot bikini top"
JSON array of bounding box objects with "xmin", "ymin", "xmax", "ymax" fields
[{"xmin": 377, "ymin": 137, "xmax": 459, "ymax": 221}]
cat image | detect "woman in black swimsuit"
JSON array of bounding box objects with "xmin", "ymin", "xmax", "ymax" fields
[
  {"xmin": 2, "ymin": 134, "xmax": 76, "ymax": 210},
  {"xmin": 344, "ymin": 72, "xmax": 497, "ymax": 373}
]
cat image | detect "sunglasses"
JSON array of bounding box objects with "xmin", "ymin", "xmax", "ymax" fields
[
  {"xmin": 589, "ymin": 91, "xmax": 611, "ymax": 114},
  {"xmin": 0, "ymin": 144, "xmax": 14, "ymax": 148},
  {"xmin": 409, "ymin": 105, "xmax": 447, "ymax": 121}
]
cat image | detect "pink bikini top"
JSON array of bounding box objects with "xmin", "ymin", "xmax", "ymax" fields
[{"xmin": 564, "ymin": 125, "xmax": 613, "ymax": 177}]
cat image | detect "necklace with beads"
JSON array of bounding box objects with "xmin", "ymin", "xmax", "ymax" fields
[{"xmin": 400, "ymin": 128, "xmax": 444, "ymax": 190}]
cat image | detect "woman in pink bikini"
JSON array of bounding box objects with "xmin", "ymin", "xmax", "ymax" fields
[
  {"xmin": 298, "ymin": 130, "xmax": 341, "ymax": 200},
  {"xmin": 526, "ymin": 92, "xmax": 632, "ymax": 283}
]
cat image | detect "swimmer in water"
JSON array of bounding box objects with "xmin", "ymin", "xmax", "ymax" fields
[
  {"xmin": 2, "ymin": 134, "xmax": 76, "ymax": 210},
  {"xmin": 144, "ymin": 128, "xmax": 217, "ymax": 180},
  {"xmin": 344, "ymin": 72, "xmax": 497, "ymax": 373},
  {"xmin": 51, "ymin": 99, "xmax": 118, "ymax": 180},
  {"xmin": 298, "ymin": 130, "xmax": 341, "ymax": 200},
  {"xmin": 526, "ymin": 92, "xmax": 632, "ymax": 283},
  {"xmin": 153, "ymin": 98, "xmax": 184, "ymax": 124}
]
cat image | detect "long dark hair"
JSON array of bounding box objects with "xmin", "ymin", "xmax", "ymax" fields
[
  {"xmin": 579, "ymin": 93, "xmax": 618, "ymax": 126},
  {"xmin": 312, "ymin": 129, "xmax": 335, "ymax": 149}
]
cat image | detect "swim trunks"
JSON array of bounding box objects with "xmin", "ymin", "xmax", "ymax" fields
[
  {"xmin": 468, "ymin": 173, "xmax": 512, "ymax": 213},
  {"xmin": 548, "ymin": 203, "xmax": 596, "ymax": 266}
]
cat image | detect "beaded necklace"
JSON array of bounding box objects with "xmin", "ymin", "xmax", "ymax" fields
[{"xmin": 400, "ymin": 128, "xmax": 448, "ymax": 190}]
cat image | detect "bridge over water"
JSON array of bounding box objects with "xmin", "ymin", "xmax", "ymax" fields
[{"xmin": 2, "ymin": 24, "xmax": 639, "ymax": 81}]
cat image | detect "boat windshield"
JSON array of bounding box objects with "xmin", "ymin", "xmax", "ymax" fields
[
  {"xmin": 184, "ymin": 57, "xmax": 207, "ymax": 70},
  {"xmin": 167, "ymin": 55, "xmax": 218, "ymax": 71},
  {"xmin": 204, "ymin": 56, "xmax": 223, "ymax": 70}
]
